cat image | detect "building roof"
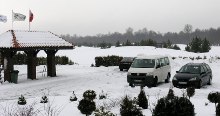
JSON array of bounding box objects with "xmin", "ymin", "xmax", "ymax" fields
[{"xmin": 0, "ymin": 30, "xmax": 74, "ymax": 50}]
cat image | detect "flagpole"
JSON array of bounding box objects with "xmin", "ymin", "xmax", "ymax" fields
[
  {"xmin": 29, "ymin": 9, "xmax": 30, "ymax": 31},
  {"xmin": 12, "ymin": 10, "xmax": 13, "ymax": 30}
]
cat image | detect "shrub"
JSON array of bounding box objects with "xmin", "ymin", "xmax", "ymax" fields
[
  {"xmin": 40, "ymin": 95, "xmax": 48, "ymax": 103},
  {"xmin": 217, "ymin": 103, "xmax": 220, "ymax": 116},
  {"xmin": 186, "ymin": 87, "xmax": 195, "ymax": 99},
  {"xmin": 78, "ymin": 99, "xmax": 96, "ymax": 116},
  {"xmin": 120, "ymin": 95, "xmax": 143, "ymax": 116},
  {"xmin": 172, "ymin": 44, "xmax": 181, "ymax": 50},
  {"xmin": 99, "ymin": 90, "xmax": 107, "ymax": 100},
  {"xmin": 153, "ymin": 90, "xmax": 194, "ymax": 116},
  {"xmin": 70, "ymin": 91, "xmax": 77, "ymax": 102},
  {"xmin": 83, "ymin": 90, "xmax": 97, "ymax": 101},
  {"xmin": 177, "ymin": 97, "xmax": 195, "ymax": 116},
  {"xmin": 172, "ymin": 57, "xmax": 176, "ymax": 60},
  {"xmin": 95, "ymin": 57, "xmax": 104, "ymax": 67},
  {"xmin": 94, "ymin": 106, "xmax": 115, "ymax": 116},
  {"xmin": 208, "ymin": 92, "xmax": 220, "ymax": 107},
  {"xmin": 137, "ymin": 89, "xmax": 148, "ymax": 109},
  {"xmin": 167, "ymin": 89, "xmax": 175, "ymax": 100},
  {"xmin": 18, "ymin": 95, "xmax": 26, "ymax": 105},
  {"xmin": 95, "ymin": 55, "xmax": 123, "ymax": 67},
  {"xmin": 196, "ymin": 56, "xmax": 202, "ymax": 60}
]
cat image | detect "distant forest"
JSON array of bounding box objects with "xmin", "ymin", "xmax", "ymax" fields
[{"xmin": 61, "ymin": 24, "xmax": 220, "ymax": 46}]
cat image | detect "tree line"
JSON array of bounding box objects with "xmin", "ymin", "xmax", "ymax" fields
[{"xmin": 61, "ymin": 24, "xmax": 220, "ymax": 46}]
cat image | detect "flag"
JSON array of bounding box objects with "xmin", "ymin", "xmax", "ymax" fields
[
  {"xmin": 12, "ymin": 12, "xmax": 26, "ymax": 21},
  {"xmin": 29, "ymin": 10, "xmax": 33, "ymax": 22},
  {"xmin": 0, "ymin": 15, "xmax": 7, "ymax": 23}
]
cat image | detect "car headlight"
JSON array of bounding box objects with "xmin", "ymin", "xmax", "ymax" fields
[
  {"xmin": 148, "ymin": 72, "xmax": 153, "ymax": 75},
  {"xmin": 173, "ymin": 76, "xmax": 177, "ymax": 81},
  {"xmin": 189, "ymin": 77, "xmax": 197, "ymax": 81},
  {"xmin": 127, "ymin": 72, "xmax": 131, "ymax": 76}
]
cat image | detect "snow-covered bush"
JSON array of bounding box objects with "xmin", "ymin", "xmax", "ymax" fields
[
  {"xmin": 70, "ymin": 91, "xmax": 77, "ymax": 102},
  {"xmin": 78, "ymin": 99, "xmax": 96, "ymax": 116},
  {"xmin": 137, "ymin": 89, "xmax": 148, "ymax": 109},
  {"xmin": 18, "ymin": 95, "xmax": 26, "ymax": 105},
  {"xmin": 40, "ymin": 95, "xmax": 48, "ymax": 103},
  {"xmin": 2, "ymin": 102, "xmax": 38, "ymax": 116},
  {"xmin": 208, "ymin": 92, "xmax": 220, "ymax": 107},
  {"xmin": 120, "ymin": 95, "xmax": 143, "ymax": 116},
  {"xmin": 94, "ymin": 106, "xmax": 115, "ymax": 116},
  {"xmin": 83, "ymin": 90, "xmax": 96, "ymax": 101},
  {"xmin": 99, "ymin": 90, "xmax": 107, "ymax": 100}
]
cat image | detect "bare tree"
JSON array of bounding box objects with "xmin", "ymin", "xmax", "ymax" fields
[{"xmin": 183, "ymin": 24, "xmax": 193, "ymax": 33}]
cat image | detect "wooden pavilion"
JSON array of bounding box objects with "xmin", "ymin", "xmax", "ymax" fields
[{"xmin": 0, "ymin": 30, "xmax": 74, "ymax": 82}]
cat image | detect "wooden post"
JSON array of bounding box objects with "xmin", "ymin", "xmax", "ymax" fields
[
  {"xmin": 45, "ymin": 50, "xmax": 58, "ymax": 77},
  {"xmin": 3, "ymin": 50, "xmax": 16, "ymax": 82},
  {"xmin": 25, "ymin": 50, "xmax": 39, "ymax": 80}
]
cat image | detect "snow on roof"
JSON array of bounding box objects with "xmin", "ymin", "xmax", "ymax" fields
[
  {"xmin": 0, "ymin": 30, "xmax": 73, "ymax": 49},
  {"xmin": 136, "ymin": 54, "xmax": 167, "ymax": 59}
]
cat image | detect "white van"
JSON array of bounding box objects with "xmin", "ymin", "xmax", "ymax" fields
[{"xmin": 127, "ymin": 55, "xmax": 171, "ymax": 87}]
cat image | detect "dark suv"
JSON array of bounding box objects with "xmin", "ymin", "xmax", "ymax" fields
[
  {"xmin": 172, "ymin": 63, "xmax": 212, "ymax": 88},
  {"xmin": 119, "ymin": 57, "xmax": 134, "ymax": 71}
]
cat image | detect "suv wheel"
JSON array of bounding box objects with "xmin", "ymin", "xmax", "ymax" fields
[
  {"xmin": 196, "ymin": 80, "xmax": 202, "ymax": 89},
  {"xmin": 207, "ymin": 77, "xmax": 212, "ymax": 85},
  {"xmin": 120, "ymin": 69, "xmax": 123, "ymax": 71},
  {"xmin": 152, "ymin": 77, "xmax": 158, "ymax": 87},
  {"xmin": 165, "ymin": 74, "xmax": 170, "ymax": 83}
]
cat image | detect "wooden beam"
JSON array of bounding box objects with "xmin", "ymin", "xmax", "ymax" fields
[
  {"xmin": 25, "ymin": 50, "xmax": 39, "ymax": 80},
  {"xmin": 45, "ymin": 50, "xmax": 58, "ymax": 77},
  {"xmin": 2, "ymin": 50, "xmax": 16, "ymax": 82}
]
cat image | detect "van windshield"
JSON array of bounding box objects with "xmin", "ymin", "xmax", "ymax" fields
[{"xmin": 131, "ymin": 59, "xmax": 155, "ymax": 68}]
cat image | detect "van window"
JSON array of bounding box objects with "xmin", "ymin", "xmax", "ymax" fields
[
  {"xmin": 201, "ymin": 66, "xmax": 205, "ymax": 73},
  {"xmin": 156, "ymin": 59, "xmax": 160, "ymax": 67},
  {"xmin": 160, "ymin": 58, "xmax": 165, "ymax": 66},
  {"xmin": 164, "ymin": 57, "xmax": 170, "ymax": 65},
  {"xmin": 131, "ymin": 59, "xmax": 155, "ymax": 68}
]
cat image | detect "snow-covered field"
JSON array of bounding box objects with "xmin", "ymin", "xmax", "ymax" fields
[{"xmin": 0, "ymin": 45, "xmax": 220, "ymax": 115}]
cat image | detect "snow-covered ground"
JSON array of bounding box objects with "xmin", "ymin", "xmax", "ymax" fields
[{"xmin": 0, "ymin": 45, "xmax": 220, "ymax": 115}]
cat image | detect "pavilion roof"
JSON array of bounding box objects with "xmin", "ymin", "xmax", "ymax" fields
[{"xmin": 0, "ymin": 30, "xmax": 74, "ymax": 50}]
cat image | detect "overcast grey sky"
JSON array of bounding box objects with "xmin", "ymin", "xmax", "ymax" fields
[{"xmin": 0, "ymin": 0, "xmax": 220, "ymax": 36}]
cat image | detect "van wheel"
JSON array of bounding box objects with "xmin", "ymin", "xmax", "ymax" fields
[
  {"xmin": 129, "ymin": 83, "xmax": 135, "ymax": 88},
  {"xmin": 120, "ymin": 69, "xmax": 123, "ymax": 71},
  {"xmin": 152, "ymin": 77, "xmax": 158, "ymax": 87},
  {"xmin": 165, "ymin": 74, "xmax": 170, "ymax": 83}
]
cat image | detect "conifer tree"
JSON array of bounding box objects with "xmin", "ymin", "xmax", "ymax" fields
[
  {"xmin": 137, "ymin": 89, "xmax": 148, "ymax": 109},
  {"xmin": 78, "ymin": 99, "xmax": 96, "ymax": 116},
  {"xmin": 186, "ymin": 87, "xmax": 195, "ymax": 100},
  {"xmin": 40, "ymin": 95, "xmax": 48, "ymax": 103},
  {"xmin": 18, "ymin": 95, "xmax": 27, "ymax": 105},
  {"xmin": 201, "ymin": 38, "xmax": 211, "ymax": 52},
  {"xmin": 115, "ymin": 41, "xmax": 120, "ymax": 47},
  {"xmin": 120, "ymin": 95, "xmax": 143, "ymax": 116}
]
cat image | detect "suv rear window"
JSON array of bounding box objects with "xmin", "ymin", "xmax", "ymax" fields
[{"xmin": 121, "ymin": 57, "xmax": 134, "ymax": 62}]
